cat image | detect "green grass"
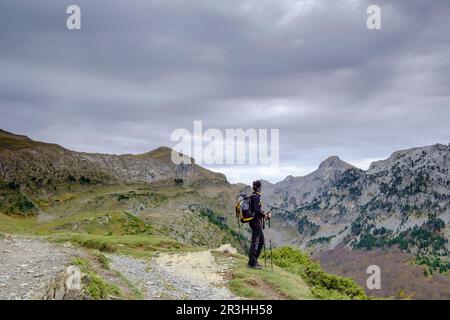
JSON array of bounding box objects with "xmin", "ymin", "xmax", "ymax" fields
[
  {"xmin": 49, "ymin": 233, "xmax": 187, "ymax": 258},
  {"xmin": 228, "ymin": 256, "xmax": 314, "ymax": 300},
  {"xmin": 30, "ymin": 210, "xmax": 153, "ymax": 236},
  {"xmin": 0, "ymin": 209, "xmax": 153, "ymax": 237},
  {"xmin": 71, "ymin": 257, "xmax": 121, "ymax": 299},
  {"xmin": 0, "ymin": 213, "xmax": 36, "ymax": 233},
  {"xmin": 94, "ymin": 252, "xmax": 110, "ymax": 270},
  {"xmin": 72, "ymin": 255, "xmax": 144, "ymax": 300},
  {"xmin": 227, "ymin": 248, "xmax": 367, "ymax": 300},
  {"xmin": 266, "ymin": 247, "xmax": 368, "ymax": 299}
]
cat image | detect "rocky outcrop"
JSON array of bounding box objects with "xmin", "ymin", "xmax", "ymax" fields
[{"xmin": 39, "ymin": 266, "xmax": 87, "ymax": 300}]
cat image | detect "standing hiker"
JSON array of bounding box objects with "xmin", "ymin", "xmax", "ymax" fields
[{"xmin": 248, "ymin": 180, "xmax": 271, "ymax": 269}]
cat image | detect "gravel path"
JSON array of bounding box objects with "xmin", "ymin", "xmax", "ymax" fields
[
  {"xmin": 109, "ymin": 250, "xmax": 236, "ymax": 300},
  {"xmin": 0, "ymin": 235, "xmax": 77, "ymax": 300},
  {"xmin": 1, "ymin": 233, "xmax": 237, "ymax": 300}
]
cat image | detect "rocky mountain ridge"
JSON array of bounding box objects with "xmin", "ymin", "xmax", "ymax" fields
[
  {"xmin": 263, "ymin": 143, "xmax": 450, "ymax": 257},
  {"xmin": 262, "ymin": 156, "xmax": 354, "ymax": 212},
  {"xmin": 0, "ymin": 129, "xmax": 226, "ymax": 194}
]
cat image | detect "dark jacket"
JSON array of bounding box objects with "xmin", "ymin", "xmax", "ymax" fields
[{"xmin": 250, "ymin": 192, "xmax": 264, "ymax": 228}]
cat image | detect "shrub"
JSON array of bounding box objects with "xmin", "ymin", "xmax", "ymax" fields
[
  {"xmin": 117, "ymin": 194, "xmax": 129, "ymax": 201},
  {"xmin": 266, "ymin": 247, "xmax": 367, "ymax": 299},
  {"xmin": 0, "ymin": 182, "xmax": 36, "ymax": 216},
  {"xmin": 8, "ymin": 181, "xmax": 20, "ymax": 190},
  {"xmin": 307, "ymin": 236, "xmax": 333, "ymax": 247},
  {"xmin": 79, "ymin": 176, "xmax": 91, "ymax": 185},
  {"xmin": 297, "ymin": 216, "xmax": 319, "ymax": 236},
  {"xmin": 16, "ymin": 197, "xmax": 35, "ymax": 212}
]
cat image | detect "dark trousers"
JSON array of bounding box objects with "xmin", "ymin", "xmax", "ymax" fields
[{"xmin": 248, "ymin": 222, "xmax": 265, "ymax": 266}]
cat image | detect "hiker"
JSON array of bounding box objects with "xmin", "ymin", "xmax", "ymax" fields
[{"xmin": 248, "ymin": 180, "xmax": 271, "ymax": 269}]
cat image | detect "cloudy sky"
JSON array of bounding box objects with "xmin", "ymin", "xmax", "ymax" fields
[{"xmin": 1, "ymin": 0, "xmax": 449, "ymax": 184}]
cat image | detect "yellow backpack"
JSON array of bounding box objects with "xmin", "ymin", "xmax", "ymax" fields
[{"xmin": 235, "ymin": 192, "xmax": 254, "ymax": 223}]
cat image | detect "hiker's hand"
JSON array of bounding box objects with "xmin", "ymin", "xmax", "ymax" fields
[{"xmin": 266, "ymin": 212, "xmax": 272, "ymax": 220}]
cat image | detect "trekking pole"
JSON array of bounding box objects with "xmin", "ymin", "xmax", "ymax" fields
[
  {"xmin": 268, "ymin": 218, "xmax": 273, "ymax": 272},
  {"xmin": 235, "ymin": 195, "xmax": 245, "ymax": 252},
  {"xmin": 236, "ymin": 217, "xmax": 244, "ymax": 251},
  {"xmin": 263, "ymin": 218, "xmax": 267, "ymax": 268}
]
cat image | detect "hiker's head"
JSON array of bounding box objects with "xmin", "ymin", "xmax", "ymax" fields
[{"xmin": 252, "ymin": 180, "xmax": 262, "ymax": 192}]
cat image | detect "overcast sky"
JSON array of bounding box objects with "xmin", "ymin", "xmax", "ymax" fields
[{"xmin": 1, "ymin": 0, "xmax": 449, "ymax": 184}]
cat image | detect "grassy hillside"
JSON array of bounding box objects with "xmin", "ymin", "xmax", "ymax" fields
[
  {"xmin": 0, "ymin": 182, "xmax": 245, "ymax": 248},
  {"xmin": 0, "ymin": 179, "xmax": 370, "ymax": 300},
  {"xmin": 223, "ymin": 247, "xmax": 367, "ymax": 300},
  {"xmin": 228, "ymin": 255, "xmax": 314, "ymax": 300},
  {"xmin": 0, "ymin": 129, "xmax": 45, "ymax": 150}
]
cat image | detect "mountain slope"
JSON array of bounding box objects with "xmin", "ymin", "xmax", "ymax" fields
[
  {"xmin": 0, "ymin": 129, "xmax": 236, "ymax": 249},
  {"xmin": 0, "ymin": 130, "xmax": 226, "ymax": 196}
]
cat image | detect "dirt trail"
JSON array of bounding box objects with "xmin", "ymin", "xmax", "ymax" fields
[
  {"xmin": 0, "ymin": 235, "xmax": 78, "ymax": 300},
  {"xmin": 109, "ymin": 248, "xmax": 237, "ymax": 300},
  {"xmin": 1, "ymin": 233, "xmax": 238, "ymax": 300}
]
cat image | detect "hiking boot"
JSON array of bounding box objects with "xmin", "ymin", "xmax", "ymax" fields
[{"xmin": 248, "ymin": 263, "xmax": 263, "ymax": 270}]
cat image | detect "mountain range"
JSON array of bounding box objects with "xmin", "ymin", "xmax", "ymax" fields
[
  {"xmin": 262, "ymin": 143, "xmax": 449, "ymax": 255},
  {"xmin": 1, "ymin": 128, "xmax": 449, "ymax": 299}
]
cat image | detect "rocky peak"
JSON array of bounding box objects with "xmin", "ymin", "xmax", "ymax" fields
[
  {"xmin": 143, "ymin": 146, "xmax": 173, "ymax": 159},
  {"xmin": 318, "ymin": 156, "xmax": 353, "ymax": 172},
  {"xmin": 136, "ymin": 146, "xmax": 195, "ymax": 165},
  {"xmin": 284, "ymin": 175, "xmax": 295, "ymax": 181}
]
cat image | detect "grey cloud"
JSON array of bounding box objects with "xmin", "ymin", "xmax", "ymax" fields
[{"xmin": 0, "ymin": 0, "xmax": 449, "ymax": 183}]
